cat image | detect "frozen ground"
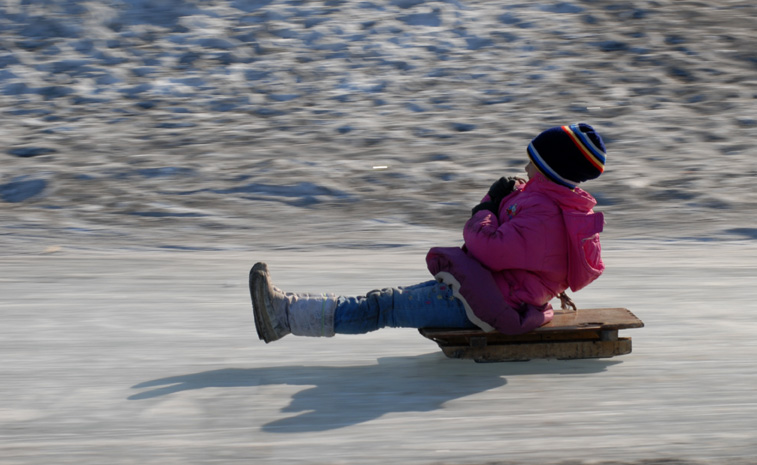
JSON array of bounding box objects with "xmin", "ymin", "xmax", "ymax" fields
[
  {"xmin": 2, "ymin": 1, "xmax": 757, "ymax": 464},
  {"xmin": 2, "ymin": 242, "xmax": 757, "ymax": 465}
]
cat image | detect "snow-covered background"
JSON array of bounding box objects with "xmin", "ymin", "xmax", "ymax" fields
[{"xmin": 2, "ymin": 0, "xmax": 756, "ymax": 252}]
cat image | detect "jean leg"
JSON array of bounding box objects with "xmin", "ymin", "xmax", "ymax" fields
[{"xmin": 333, "ymin": 280, "xmax": 477, "ymax": 334}]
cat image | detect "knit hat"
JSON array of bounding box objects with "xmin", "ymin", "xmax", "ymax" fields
[{"xmin": 527, "ymin": 123, "xmax": 606, "ymax": 189}]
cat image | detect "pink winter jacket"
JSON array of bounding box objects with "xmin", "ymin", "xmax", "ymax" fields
[{"xmin": 426, "ymin": 172, "xmax": 604, "ymax": 335}]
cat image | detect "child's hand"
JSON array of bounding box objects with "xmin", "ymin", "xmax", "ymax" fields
[
  {"xmin": 487, "ymin": 176, "xmax": 522, "ymax": 206},
  {"xmin": 471, "ymin": 176, "xmax": 524, "ymax": 216}
]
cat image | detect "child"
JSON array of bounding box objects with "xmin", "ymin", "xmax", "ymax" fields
[{"xmin": 250, "ymin": 123, "xmax": 607, "ymax": 343}]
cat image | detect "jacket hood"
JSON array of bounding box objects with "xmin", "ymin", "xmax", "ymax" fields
[{"xmin": 524, "ymin": 172, "xmax": 597, "ymax": 212}]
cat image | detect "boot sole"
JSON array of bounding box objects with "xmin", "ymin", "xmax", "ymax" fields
[
  {"xmin": 249, "ymin": 262, "xmax": 283, "ymax": 343},
  {"xmin": 249, "ymin": 264, "xmax": 267, "ymax": 341}
]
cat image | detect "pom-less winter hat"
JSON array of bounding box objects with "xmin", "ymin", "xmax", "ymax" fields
[{"xmin": 527, "ymin": 123, "xmax": 606, "ymax": 189}]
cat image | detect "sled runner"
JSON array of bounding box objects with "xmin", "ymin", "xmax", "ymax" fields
[{"xmin": 420, "ymin": 307, "xmax": 643, "ymax": 362}]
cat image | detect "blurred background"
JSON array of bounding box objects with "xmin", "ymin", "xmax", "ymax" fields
[
  {"xmin": 3, "ymin": 3, "xmax": 757, "ymax": 464},
  {"xmin": 1, "ymin": 0, "xmax": 756, "ymax": 252}
]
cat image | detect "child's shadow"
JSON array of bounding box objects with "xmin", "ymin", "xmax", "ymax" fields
[{"xmin": 129, "ymin": 352, "xmax": 619, "ymax": 433}]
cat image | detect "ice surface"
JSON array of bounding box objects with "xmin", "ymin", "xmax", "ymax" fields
[{"xmin": 2, "ymin": 244, "xmax": 757, "ymax": 464}]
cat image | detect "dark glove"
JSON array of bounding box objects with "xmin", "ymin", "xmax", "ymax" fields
[
  {"xmin": 471, "ymin": 176, "xmax": 522, "ymax": 216},
  {"xmin": 487, "ymin": 176, "xmax": 521, "ymax": 207}
]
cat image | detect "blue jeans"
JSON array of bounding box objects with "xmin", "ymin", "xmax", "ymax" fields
[{"xmin": 333, "ymin": 280, "xmax": 478, "ymax": 334}]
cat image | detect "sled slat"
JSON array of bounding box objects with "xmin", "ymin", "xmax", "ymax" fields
[
  {"xmin": 440, "ymin": 338, "xmax": 633, "ymax": 363},
  {"xmin": 541, "ymin": 307, "xmax": 643, "ymax": 331},
  {"xmin": 421, "ymin": 329, "xmax": 605, "ymax": 346}
]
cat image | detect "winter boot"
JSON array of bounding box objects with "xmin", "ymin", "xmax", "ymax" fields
[
  {"xmin": 249, "ymin": 262, "xmax": 339, "ymax": 343},
  {"xmin": 249, "ymin": 262, "xmax": 289, "ymax": 343}
]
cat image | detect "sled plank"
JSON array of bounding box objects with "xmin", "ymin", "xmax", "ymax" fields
[
  {"xmin": 439, "ymin": 338, "xmax": 633, "ymax": 362},
  {"xmin": 541, "ymin": 307, "xmax": 643, "ymax": 331},
  {"xmin": 420, "ymin": 307, "xmax": 643, "ymax": 362}
]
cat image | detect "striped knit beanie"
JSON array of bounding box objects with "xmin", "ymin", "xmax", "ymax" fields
[{"xmin": 527, "ymin": 123, "xmax": 606, "ymax": 189}]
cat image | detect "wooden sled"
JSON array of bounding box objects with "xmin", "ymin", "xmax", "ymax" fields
[{"xmin": 419, "ymin": 307, "xmax": 643, "ymax": 362}]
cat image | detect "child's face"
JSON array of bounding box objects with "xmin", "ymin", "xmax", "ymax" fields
[{"xmin": 525, "ymin": 161, "xmax": 539, "ymax": 180}]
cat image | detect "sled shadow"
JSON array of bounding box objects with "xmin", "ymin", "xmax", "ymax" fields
[{"xmin": 129, "ymin": 352, "xmax": 620, "ymax": 433}]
